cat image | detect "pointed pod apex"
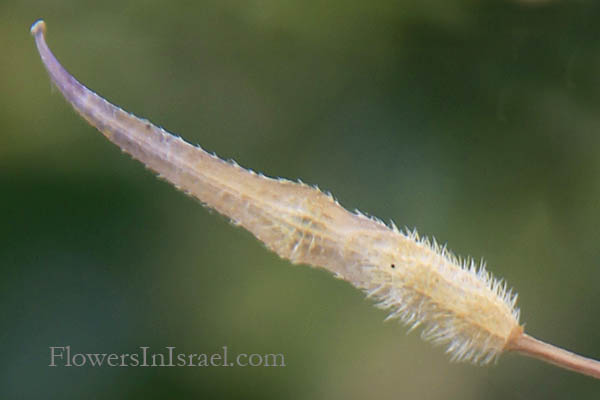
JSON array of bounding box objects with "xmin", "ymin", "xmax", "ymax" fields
[{"xmin": 30, "ymin": 19, "xmax": 46, "ymax": 37}]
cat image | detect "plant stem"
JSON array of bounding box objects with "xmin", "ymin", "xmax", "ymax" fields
[{"xmin": 509, "ymin": 333, "xmax": 600, "ymax": 379}]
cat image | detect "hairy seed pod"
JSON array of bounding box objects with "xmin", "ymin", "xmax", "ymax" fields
[{"xmin": 31, "ymin": 20, "xmax": 600, "ymax": 378}]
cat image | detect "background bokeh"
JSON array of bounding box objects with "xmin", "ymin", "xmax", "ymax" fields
[{"xmin": 3, "ymin": 0, "xmax": 600, "ymax": 398}]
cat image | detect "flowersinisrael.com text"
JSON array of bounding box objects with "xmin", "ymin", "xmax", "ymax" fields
[{"xmin": 49, "ymin": 346, "xmax": 285, "ymax": 367}]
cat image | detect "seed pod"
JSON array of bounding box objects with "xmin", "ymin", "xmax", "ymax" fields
[{"xmin": 30, "ymin": 19, "xmax": 600, "ymax": 378}]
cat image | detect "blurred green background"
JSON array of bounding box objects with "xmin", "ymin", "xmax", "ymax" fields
[{"xmin": 3, "ymin": 0, "xmax": 600, "ymax": 398}]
